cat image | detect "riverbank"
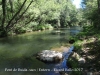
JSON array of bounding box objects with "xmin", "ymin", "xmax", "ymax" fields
[{"xmin": 67, "ymin": 26, "xmax": 100, "ymax": 75}]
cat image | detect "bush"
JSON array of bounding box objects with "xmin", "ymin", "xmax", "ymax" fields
[
  {"xmin": 15, "ymin": 27, "xmax": 26, "ymax": 34},
  {"xmin": 0, "ymin": 30, "xmax": 7, "ymax": 37},
  {"xmin": 36, "ymin": 24, "xmax": 53, "ymax": 30},
  {"xmin": 37, "ymin": 25, "xmax": 45, "ymax": 30},
  {"xmin": 44, "ymin": 24, "xmax": 53, "ymax": 30}
]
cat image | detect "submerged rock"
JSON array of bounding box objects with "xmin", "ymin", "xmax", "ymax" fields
[{"xmin": 36, "ymin": 50, "xmax": 63, "ymax": 63}]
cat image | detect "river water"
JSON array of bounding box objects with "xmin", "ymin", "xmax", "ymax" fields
[{"xmin": 0, "ymin": 27, "xmax": 82, "ymax": 75}]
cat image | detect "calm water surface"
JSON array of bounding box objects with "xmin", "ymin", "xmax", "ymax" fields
[{"xmin": 0, "ymin": 27, "xmax": 82, "ymax": 75}]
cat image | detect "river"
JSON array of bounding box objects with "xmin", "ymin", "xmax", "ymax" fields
[{"xmin": 0, "ymin": 26, "xmax": 82, "ymax": 75}]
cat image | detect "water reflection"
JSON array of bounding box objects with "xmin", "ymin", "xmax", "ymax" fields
[{"xmin": 0, "ymin": 27, "xmax": 81, "ymax": 75}]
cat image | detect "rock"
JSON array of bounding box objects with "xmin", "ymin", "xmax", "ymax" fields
[
  {"xmin": 78, "ymin": 57, "xmax": 86, "ymax": 64},
  {"xmin": 36, "ymin": 50, "xmax": 63, "ymax": 63},
  {"xmin": 86, "ymin": 47, "xmax": 90, "ymax": 50},
  {"xmin": 59, "ymin": 71, "xmax": 68, "ymax": 75},
  {"xmin": 72, "ymin": 52, "xmax": 80, "ymax": 60},
  {"xmin": 51, "ymin": 30, "xmax": 61, "ymax": 35},
  {"xmin": 55, "ymin": 30, "xmax": 61, "ymax": 33},
  {"xmin": 87, "ymin": 72, "xmax": 93, "ymax": 75},
  {"xmin": 69, "ymin": 39, "xmax": 75, "ymax": 44}
]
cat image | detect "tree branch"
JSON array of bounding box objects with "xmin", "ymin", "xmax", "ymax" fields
[
  {"xmin": 25, "ymin": 16, "xmax": 35, "ymax": 25},
  {"xmin": 9, "ymin": 0, "xmax": 13, "ymax": 13},
  {"xmin": 97, "ymin": 0, "xmax": 100, "ymax": 13},
  {"xmin": 10, "ymin": 0, "xmax": 33, "ymax": 27},
  {"xmin": 6, "ymin": 0, "xmax": 27, "ymax": 30}
]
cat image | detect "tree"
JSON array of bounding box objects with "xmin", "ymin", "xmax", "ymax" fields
[
  {"xmin": 81, "ymin": 0, "xmax": 100, "ymax": 28},
  {"xmin": 97, "ymin": 0, "xmax": 100, "ymax": 13},
  {"xmin": 0, "ymin": 0, "xmax": 82, "ymax": 37},
  {"xmin": 0, "ymin": 0, "xmax": 34, "ymax": 37},
  {"xmin": 0, "ymin": 0, "xmax": 7, "ymax": 37}
]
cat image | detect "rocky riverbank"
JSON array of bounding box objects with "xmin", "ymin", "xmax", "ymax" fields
[{"xmin": 67, "ymin": 36, "xmax": 100, "ymax": 75}]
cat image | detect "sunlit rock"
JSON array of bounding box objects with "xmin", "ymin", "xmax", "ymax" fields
[
  {"xmin": 55, "ymin": 30, "xmax": 61, "ymax": 33},
  {"xmin": 87, "ymin": 72, "xmax": 93, "ymax": 75},
  {"xmin": 72, "ymin": 52, "xmax": 80, "ymax": 60},
  {"xmin": 36, "ymin": 50, "xmax": 63, "ymax": 63},
  {"xmin": 78, "ymin": 57, "xmax": 85, "ymax": 64},
  {"xmin": 86, "ymin": 47, "xmax": 90, "ymax": 50},
  {"xmin": 51, "ymin": 30, "xmax": 62, "ymax": 35}
]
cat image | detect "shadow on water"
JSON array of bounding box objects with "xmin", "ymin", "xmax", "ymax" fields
[{"xmin": 0, "ymin": 27, "xmax": 81, "ymax": 75}]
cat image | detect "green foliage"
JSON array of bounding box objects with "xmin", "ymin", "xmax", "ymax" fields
[
  {"xmin": 36, "ymin": 24, "xmax": 53, "ymax": 30},
  {"xmin": 68, "ymin": 55, "xmax": 82, "ymax": 75},
  {"xmin": 0, "ymin": 29, "xmax": 7, "ymax": 37},
  {"xmin": 70, "ymin": 71, "xmax": 82, "ymax": 75},
  {"xmin": 82, "ymin": 0, "xmax": 100, "ymax": 29},
  {"xmin": 44, "ymin": 24, "xmax": 53, "ymax": 29},
  {"xmin": 0, "ymin": 0, "xmax": 84, "ymax": 37},
  {"xmin": 15, "ymin": 27, "xmax": 26, "ymax": 34},
  {"xmin": 37, "ymin": 25, "xmax": 45, "ymax": 30}
]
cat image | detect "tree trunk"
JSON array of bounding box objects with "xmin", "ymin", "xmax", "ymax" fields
[
  {"xmin": 0, "ymin": 0, "xmax": 7, "ymax": 37},
  {"xmin": 97, "ymin": 0, "xmax": 100, "ymax": 13},
  {"xmin": 57, "ymin": 19, "xmax": 60, "ymax": 29},
  {"xmin": 11, "ymin": 0, "xmax": 33, "ymax": 27},
  {"xmin": 9, "ymin": 0, "xmax": 13, "ymax": 15},
  {"xmin": 6, "ymin": 0, "xmax": 27, "ymax": 31},
  {"xmin": 1, "ymin": 0, "xmax": 6, "ymax": 29}
]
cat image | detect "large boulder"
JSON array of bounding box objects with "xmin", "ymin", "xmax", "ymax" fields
[{"xmin": 36, "ymin": 50, "xmax": 63, "ymax": 63}]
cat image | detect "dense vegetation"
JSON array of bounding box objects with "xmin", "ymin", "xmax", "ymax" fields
[
  {"xmin": 0, "ymin": 0, "xmax": 100, "ymax": 75},
  {"xmin": 0, "ymin": 0, "xmax": 84, "ymax": 37},
  {"xmin": 0, "ymin": 0, "xmax": 100, "ymax": 36},
  {"xmin": 82, "ymin": 0, "xmax": 100, "ymax": 29},
  {"xmin": 67, "ymin": 0, "xmax": 100, "ymax": 75}
]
